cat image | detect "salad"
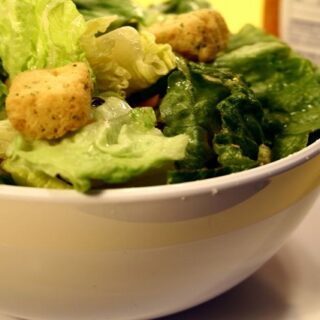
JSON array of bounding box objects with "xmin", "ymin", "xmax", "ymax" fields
[{"xmin": 0, "ymin": 0, "xmax": 319, "ymax": 192}]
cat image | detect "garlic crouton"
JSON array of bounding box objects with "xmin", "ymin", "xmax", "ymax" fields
[
  {"xmin": 149, "ymin": 9, "xmax": 230, "ymax": 62},
  {"xmin": 6, "ymin": 62, "xmax": 92, "ymax": 140}
]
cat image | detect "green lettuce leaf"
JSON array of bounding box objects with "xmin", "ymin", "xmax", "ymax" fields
[
  {"xmin": 144, "ymin": 0, "xmax": 212, "ymax": 27},
  {"xmin": 81, "ymin": 17, "xmax": 176, "ymax": 95},
  {"xmin": 160, "ymin": 61, "xmax": 227, "ymax": 169},
  {"xmin": 3, "ymin": 96, "xmax": 188, "ymax": 191},
  {"xmin": 167, "ymin": 167, "xmax": 231, "ymax": 184},
  {"xmin": 0, "ymin": 60, "xmax": 8, "ymax": 119},
  {"xmin": 1, "ymin": 158, "xmax": 71, "ymax": 189},
  {"xmin": 73, "ymin": 0, "xmax": 144, "ymax": 22},
  {"xmin": 0, "ymin": 169, "xmax": 14, "ymax": 185},
  {"xmin": 224, "ymin": 24, "xmax": 278, "ymax": 52},
  {"xmin": 151, "ymin": 0, "xmax": 211, "ymax": 14},
  {"xmin": 0, "ymin": 60, "xmax": 7, "ymax": 82},
  {"xmin": 160, "ymin": 60, "xmax": 270, "ymax": 181},
  {"xmin": 0, "ymin": 80, "xmax": 7, "ymax": 120},
  {"xmin": 215, "ymin": 25, "xmax": 320, "ymax": 159},
  {"xmin": 0, "ymin": 120, "xmax": 17, "ymax": 159},
  {"xmin": 0, "ymin": 0, "xmax": 87, "ymax": 79}
]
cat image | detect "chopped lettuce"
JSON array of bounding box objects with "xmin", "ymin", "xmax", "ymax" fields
[
  {"xmin": 0, "ymin": 60, "xmax": 7, "ymax": 81},
  {"xmin": 0, "ymin": 170, "xmax": 14, "ymax": 185},
  {"xmin": 151, "ymin": 0, "xmax": 211, "ymax": 14},
  {"xmin": 2, "ymin": 96, "xmax": 188, "ymax": 191},
  {"xmin": 0, "ymin": 0, "xmax": 87, "ymax": 79},
  {"xmin": 0, "ymin": 80, "xmax": 7, "ymax": 120},
  {"xmin": 160, "ymin": 60, "xmax": 270, "ymax": 182},
  {"xmin": 73, "ymin": 0, "xmax": 144, "ymax": 22},
  {"xmin": 215, "ymin": 25, "xmax": 320, "ymax": 159},
  {"xmin": 160, "ymin": 61, "xmax": 227, "ymax": 169},
  {"xmin": 167, "ymin": 167, "xmax": 231, "ymax": 184},
  {"xmin": 81, "ymin": 17, "xmax": 176, "ymax": 95},
  {"xmin": 224, "ymin": 24, "xmax": 278, "ymax": 52},
  {"xmin": 0, "ymin": 120, "xmax": 17, "ymax": 159},
  {"xmin": 144, "ymin": 0, "xmax": 212, "ymax": 27},
  {"xmin": 0, "ymin": 60, "xmax": 8, "ymax": 120},
  {"xmin": 0, "ymin": 4, "xmax": 318, "ymax": 191},
  {"xmin": 2, "ymin": 159, "xmax": 71, "ymax": 189}
]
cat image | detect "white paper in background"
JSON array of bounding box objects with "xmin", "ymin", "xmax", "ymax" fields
[{"xmin": 280, "ymin": 0, "xmax": 320, "ymax": 64}]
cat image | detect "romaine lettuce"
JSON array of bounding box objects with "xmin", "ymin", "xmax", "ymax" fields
[
  {"xmin": 144, "ymin": 0, "xmax": 212, "ymax": 27},
  {"xmin": 0, "ymin": 0, "xmax": 87, "ymax": 79},
  {"xmin": 160, "ymin": 61, "xmax": 227, "ymax": 170},
  {"xmin": 215, "ymin": 25, "xmax": 320, "ymax": 159},
  {"xmin": 2, "ymin": 96, "xmax": 188, "ymax": 191},
  {"xmin": 160, "ymin": 60, "xmax": 270, "ymax": 182},
  {"xmin": 0, "ymin": 169, "xmax": 14, "ymax": 185},
  {"xmin": 81, "ymin": 17, "xmax": 176, "ymax": 95},
  {"xmin": 0, "ymin": 81, "xmax": 7, "ymax": 120},
  {"xmin": 0, "ymin": 120, "xmax": 17, "ymax": 159},
  {"xmin": 0, "ymin": 60, "xmax": 7, "ymax": 82},
  {"xmin": 73, "ymin": 0, "xmax": 144, "ymax": 22},
  {"xmin": 152, "ymin": 0, "xmax": 211, "ymax": 14}
]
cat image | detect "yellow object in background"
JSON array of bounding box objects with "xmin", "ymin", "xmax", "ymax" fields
[
  {"xmin": 137, "ymin": 0, "xmax": 263, "ymax": 32},
  {"xmin": 210, "ymin": 0, "xmax": 263, "ymax": 31}
]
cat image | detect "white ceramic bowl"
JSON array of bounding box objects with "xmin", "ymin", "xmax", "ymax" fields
[{"xmin": 0, "ymin": 140, "xmax": 319, "ymax": 320}]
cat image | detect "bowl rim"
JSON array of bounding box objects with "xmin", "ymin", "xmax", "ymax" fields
[{"xmin": 0, "ymin": 139, "xmax": 319, "ymax": 203}]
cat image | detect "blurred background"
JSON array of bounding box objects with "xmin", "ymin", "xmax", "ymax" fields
[{"xmin": 137, "ymin": 0, "xmax": 264, "ymax": 32}]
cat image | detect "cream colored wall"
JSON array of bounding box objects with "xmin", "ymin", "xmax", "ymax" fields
[{"xmin": 137, "ymin": 0, "xmax": 264, "ymax": 32}]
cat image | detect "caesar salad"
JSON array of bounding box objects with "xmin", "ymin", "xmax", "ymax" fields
[{"xmin": 0, "ymin": 0, "xmax": 319, "ymax": 192}]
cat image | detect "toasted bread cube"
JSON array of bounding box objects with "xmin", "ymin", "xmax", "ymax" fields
[
  {"xmin": 6, "ymin": 62, "xmax": 92, "ymax": 140},
  {"xmin": 149, "ymin": 9, "xmax": 230, "ymax": 62}
]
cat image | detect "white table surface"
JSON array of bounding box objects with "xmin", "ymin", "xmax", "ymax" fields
[{"xmin": 0, "ymin": 193, "xmax": 319, "ymax": 320}]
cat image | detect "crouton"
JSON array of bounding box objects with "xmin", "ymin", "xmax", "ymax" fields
[
  {"xmin": 149, "ymin": 9, "xmax": 230, "ymax": 62},
  {"xmin": 6, "ymin": 62, "xmax": 92, "ymax": 140}
]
